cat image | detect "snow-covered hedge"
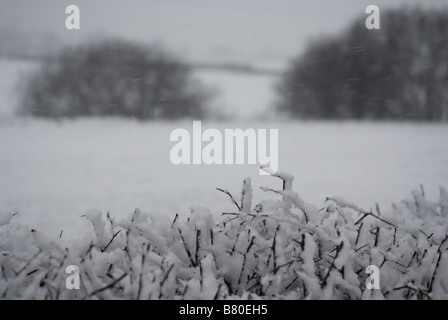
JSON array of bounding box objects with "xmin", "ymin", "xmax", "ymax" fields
[{"xmin": 1, "ymin": 172, "xmax": 448, "ymax": 299}]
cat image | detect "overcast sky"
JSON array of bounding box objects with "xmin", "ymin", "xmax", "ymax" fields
[{"xmin": 1, "ymin": 0, "xmax": 447, "ymax": 64}]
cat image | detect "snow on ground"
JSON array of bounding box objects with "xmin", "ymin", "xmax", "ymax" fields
[
  {"xmin": 0, "ymin": 58, "xmax": 447, "ymax": 240},
  {"xmin": 0, "ymin": 118, "xmax": 447, "ymax": 240}
]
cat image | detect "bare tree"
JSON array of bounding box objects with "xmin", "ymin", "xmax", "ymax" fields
[
  {"xmin": 276, "ymin": 7, "xmax": 448, "ymax": 121},
  {"xmin": 20, "ymin": 39, "xmax": 211, "ymax": 119}
]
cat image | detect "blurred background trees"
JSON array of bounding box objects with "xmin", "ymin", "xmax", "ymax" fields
[
  {"xmin": 276, "ymin": 7, "xmax": 448, "ymax": 121},
  {"xmin": 20, "ymin": 39, "xmax": 210, "ymax": 119},
  {"xmin": 17, "ymin": 7, "xmax": 448, "ymax": 122}
]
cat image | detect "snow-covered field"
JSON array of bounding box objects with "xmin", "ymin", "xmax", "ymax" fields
[
  {"xmin": 1, "ymin": 58, "xmax": 448, "ymax": 300},
  {"xmin": 1, "ymin": 118, "xmax": 447, "ymax": 241},
  {"xmin": 0, "ymin": 58, "xmax": 448, "ymax": 241}
]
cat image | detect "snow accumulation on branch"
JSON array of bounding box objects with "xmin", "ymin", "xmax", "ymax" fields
[{"xmin": 1, "ymin": 171, "xmax": 448, "ymax": 300}]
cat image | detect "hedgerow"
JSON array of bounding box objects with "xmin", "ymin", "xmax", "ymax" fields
[{"xmin": 1, "ymin": 171, "xmax": 447, "ymax": 299}]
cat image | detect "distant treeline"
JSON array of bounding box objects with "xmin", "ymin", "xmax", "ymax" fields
[
  {"xmin": 18, "ymin": 7, "xmax": 448, "ymax": 121},
  {"xmin": 19, "ymin": 40, "xmax": 212, "ymax": 119},
  {"xmin": 1, "ymin": 52, "xmax": 280, "ymax": 76},
  {"xmin": 17, "ymin": 40, "xmax": 279, "ymax": 119},
  {"xmin": 277, "ymin": 7, "xmax": 448, "ymax": 121}
]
